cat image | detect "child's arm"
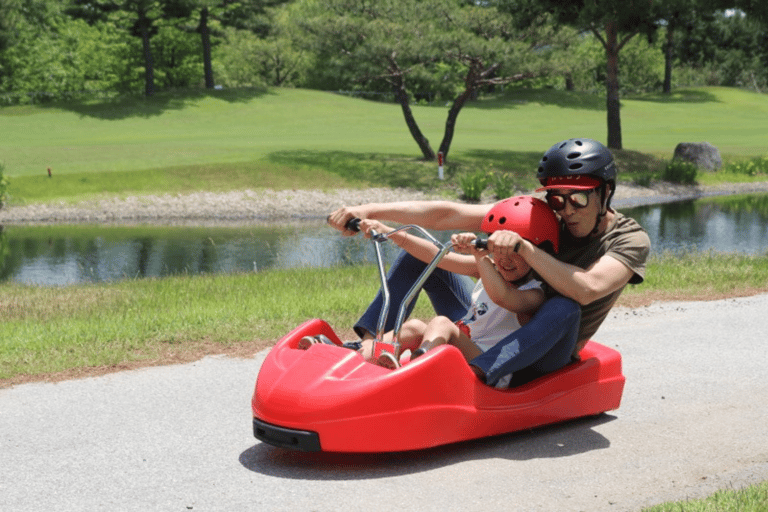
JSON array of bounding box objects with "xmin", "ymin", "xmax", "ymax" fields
[
  {"xmin": 358, "ymin": 220, "xmax": 478, "ymax": 277},
  {"xmin": 475, "ymin": 254, "xmax": 545, "ymax": 315}
]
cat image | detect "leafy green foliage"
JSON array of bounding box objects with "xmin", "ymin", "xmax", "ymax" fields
[
  {"xmin": 491, "ymin": 171, "xmax": 514, "ymax": 199},
  {"xmin": 662, "ymin": 159, "xmax": 698, "ymax": 184},
  {"xmin": 720, "ymin": 156, "xmax": 768, "ymax": 177},
  {"xmin": 458, "ymin": 169, "xmax": 490, "ymax": 201},
  {"xmin": 674, "ymin": 10, "xmax": 768, "ymax": 93}
]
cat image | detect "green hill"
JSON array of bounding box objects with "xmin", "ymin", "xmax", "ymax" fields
[{"xmin": 2, "ymin": 86, "xmax": 767, "ymax": 203}]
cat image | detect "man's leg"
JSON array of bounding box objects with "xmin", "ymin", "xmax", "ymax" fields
[
  {"xmin": 469, "ymin": 296, "xmax": 581, "ymax": 386},
  {"xmin": 354, "ymin": 251, "xmax": 474, "ymax": 339}
]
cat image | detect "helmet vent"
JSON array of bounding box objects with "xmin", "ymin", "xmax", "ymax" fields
[
  {"xmin": 487, "ymin": 214, "xmax": 494, "ymax": 222},
  {"xmin": 567, "ymin": 152, "xmax": 581, "ymax": 159},
  {"xmin": 569, "ymin": 163, "xmax": 584, "ymax": 170},
  {"xmin": 498, "ymin": 216, "xmax": 507, "ymax": 224}
]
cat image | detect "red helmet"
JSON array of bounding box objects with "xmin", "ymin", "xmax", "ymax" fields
[{"xmin": 481, "ymin": 195, "xmax": 559, "ymax": 253}]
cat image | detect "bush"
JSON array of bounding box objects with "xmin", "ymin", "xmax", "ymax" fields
[
  {"xmin": 720, "ymin": 156, "xmax": 768, "ymax": 177},
  {"xmin": 491, "ymin": 172, "xmax": 514, "ymax": 199},
  {"xmin": 458, "ymin": 170, "xmax": 490, "ymax": 202},
  {"xmin": 633, "ymin": 173, "xmax": 654, "ymax": 187},
  {"xmin": 661, "ymin": 160, "xmax": 698, "ymax": 184}
]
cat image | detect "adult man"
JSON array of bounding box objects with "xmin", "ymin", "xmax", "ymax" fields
[{"xmin": 327, "ymin": 138, "xmax": 650, "ymax": 386}]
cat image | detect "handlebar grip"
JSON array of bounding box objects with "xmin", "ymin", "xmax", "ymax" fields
[
  {"xmin": 471, "ymin": 239, "xmax": 521, "ymax": 252},
  {"xmin": 345, "ymin": 217, "xmax": 362, "ymax": 232}
]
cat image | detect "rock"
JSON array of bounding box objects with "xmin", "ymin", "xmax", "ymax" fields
[{"xmin": 673, "ymin": 142, "xmax": 722, "ymax": 172}]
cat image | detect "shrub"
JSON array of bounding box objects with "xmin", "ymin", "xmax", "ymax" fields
[
  {"xmin": 458, "ymin": 170, "xmax": 490, "ymax": 202},
  {"xmin": 720, "ymin": 156, "xmax": 768, "ymax": 177},
  {"xmin": 491, "ymin": 172, "xmax": 514, "ymax": 199},
  {"xmin": 633, "ymin": 173, "xmax": 654, "ymax": 187},
  {"xmin": 661, "ymin": 160, "xmax": 698, "ymax": 184}
]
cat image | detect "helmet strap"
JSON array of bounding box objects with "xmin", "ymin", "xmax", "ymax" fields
[{"xmin": 590, "ymin": 183, "xmax": 611, "ymax": 235}]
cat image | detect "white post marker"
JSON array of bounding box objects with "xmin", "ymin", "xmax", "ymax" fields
[{"xmin": 438, "ymin": 151, "xmax": 444, "ymax": 180}]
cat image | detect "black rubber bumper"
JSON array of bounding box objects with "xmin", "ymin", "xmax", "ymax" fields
[{"xmin": 253, "ymin": 417, "xmax": 322, "ymax": 452}]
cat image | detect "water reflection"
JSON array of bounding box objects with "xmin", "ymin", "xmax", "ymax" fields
[
  {"xmin": 0, "ymin": 223, "xmax": 419, "ymax": 286},
  {"xmin": 1, "ymin": 193, "xmax": 767, "ymax": 286},
  {"xmin": 620, "ymin": 193, "xmax": 768, "ymax": 254}
]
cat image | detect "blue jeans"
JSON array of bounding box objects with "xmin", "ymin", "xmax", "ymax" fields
[
  {"xmin": 354, "ymin": 251, "xmax": 475, "ymax": 338},
  {"xmin": 355, "ymin": 250, "xmax": 581, "ymax": 387},
  {"xmin": 469, "ymin": 295, "xmax": 580, "ymax": 386}
]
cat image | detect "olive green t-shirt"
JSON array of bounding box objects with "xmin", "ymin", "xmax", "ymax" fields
[{"xmin": 542, "ymin": 211, "xmax": 651, "ymax": 354}]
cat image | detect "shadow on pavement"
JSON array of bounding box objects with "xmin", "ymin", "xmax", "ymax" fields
[{"xmin": 239, "ymin": 414, "xmax": 616, "ymax": 481}]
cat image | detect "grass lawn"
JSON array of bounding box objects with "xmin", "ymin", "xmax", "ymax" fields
[{"xmin": 2, "ymin": 86, "xmax": 767, "ymax": 205}]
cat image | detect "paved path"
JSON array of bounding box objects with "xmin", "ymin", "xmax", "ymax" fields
[{"xmin": 2, "ymin": 294, "xmax": 767, "ymax": 512}]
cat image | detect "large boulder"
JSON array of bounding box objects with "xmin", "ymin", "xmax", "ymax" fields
[{"xmin": 673, "ymin": 142, "xmax": 722, "ymax": 172}]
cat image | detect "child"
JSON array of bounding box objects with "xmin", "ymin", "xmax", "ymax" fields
[{"xmin": 367, "ymin": 196, "xmax": 560, "ymax": 385}]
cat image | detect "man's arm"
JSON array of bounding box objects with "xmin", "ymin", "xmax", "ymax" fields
[
  {"xmin": 488, "ymin": 231, "xmax": 635, "ymax": 306},
  {"xmin": 327, "ymin": 200, "xmax": 493, "ymax": 235}
]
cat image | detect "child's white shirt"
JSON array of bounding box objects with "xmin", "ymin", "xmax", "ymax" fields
[{"xmin": 460, "ymin": 278, "xmax": 543, "ymax": 352}]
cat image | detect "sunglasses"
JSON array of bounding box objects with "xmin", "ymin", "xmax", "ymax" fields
[{"xmin": 545, "ymin": 189, "xmax": 594, "ymax": 211}]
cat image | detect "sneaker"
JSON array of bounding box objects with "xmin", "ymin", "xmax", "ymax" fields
[
  {"xmin": 494, "ymin": 374, "xmax": 512, "ymax": 389},
  {"xmin": 341, "ymin": 340, "xmax": 363, "ymax": 351},
  {"xmin": 314, "ymin": 334, "xmax": 336, "ymax": 345},
  {"xmin": 376, "ymin": 351, "xmax": 400, "ymax": 370}
]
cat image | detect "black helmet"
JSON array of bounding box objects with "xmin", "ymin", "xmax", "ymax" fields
[{"xmin": 536, "ymin": 138, "xmax": 616, "ymax": 187}]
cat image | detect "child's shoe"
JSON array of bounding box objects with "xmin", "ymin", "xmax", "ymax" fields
[{"xmin": 341, "ymin": 340, "xmax": 363, "ymax": 351}]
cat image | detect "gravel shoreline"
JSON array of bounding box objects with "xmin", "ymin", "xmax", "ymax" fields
[{"xmin": 2, "ymin": 181, "xmax": 768, "ymax": 226}]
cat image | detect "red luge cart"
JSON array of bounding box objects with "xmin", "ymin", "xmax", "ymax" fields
[{"xmin": 252, "ymin": 223, "xmax": 625, "ymax": 453}]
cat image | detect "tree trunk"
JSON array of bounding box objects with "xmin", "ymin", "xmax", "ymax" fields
[
  {"xmin": 139, "ymin": 13, "xmax": 155, "ymax": 97},
  {"xmin": 604, "ymin": 21, "xmax": 622, "ymax": 150},
  {"xmin": 565, "ymin": 73, "xmax": 574, "ymax": 91},
  {"xmin": 200, "ymin": 7, "xmax": 215, "ymax": 89},
  {"xmin": 663, "ymin": 18, "xmax": 675, "ymax": 94},
  {"xmin": 392, "ymin": 76, "xmax": 435, "ymax": 161},
  {"xmin": 438, "ymin": 84, "xmax": 474, "ymax": 160}
]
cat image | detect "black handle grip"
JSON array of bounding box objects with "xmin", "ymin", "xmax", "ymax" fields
[
  {"xmin": 345, "ymin": 217, "xmax": 361, "ymax": 232},
  {"xmin": 471, "ymin": 238, "xmax": 521, "ymax": 252}
]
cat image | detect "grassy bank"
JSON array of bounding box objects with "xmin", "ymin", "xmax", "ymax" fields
[
  {"xmin": 2, "ymin": 250, "xmax": 768, "ymax": 384},
  {"xmin": 2, "ymin": 86, "xmax": 768, "ymax": 205},
  {"xmin": 643, "ymin": 481, "xmax": 768, "ymax": 511}
]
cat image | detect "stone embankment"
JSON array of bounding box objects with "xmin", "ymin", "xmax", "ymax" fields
[{"xmin": 2, "ymin": 181, "xmax": 768, "ymax": 225}]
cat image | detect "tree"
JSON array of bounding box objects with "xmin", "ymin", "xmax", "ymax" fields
[
  {"xmin": 656, "ymin": 0, "xmax": 737, "ymax": 94},
  {"xmin": 497, "ymin": 0, "xmax": 659, "ymax": 150},
  {"xmin": 562, "ymin": 0, "xmax": 657, "ymax": 149},
  {"xmin": 294, "ymin": 0, "xmax": 542, "ymax": 161},
  {"xmin": 67, "ymin": 0, "xmax": 164, "ymax": 96},
  {"xmin": 163, "ymin": 0, "xmax": 219, "ymax": 89},
  {"xmin": 673, "ymin": 8, "xmax": 767, "ymax": 91},
  {"xmin": 734, "ymin": 0, "xmax": 768, "ymax": 23},
  {"xmin": 1, "ymin": 0, "xmax": 122, "ymax": 102}
]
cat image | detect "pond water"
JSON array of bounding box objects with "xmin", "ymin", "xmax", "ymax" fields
[{"xmin": 1, "ymin": 193, "xmax": 767, "ymax": 286}]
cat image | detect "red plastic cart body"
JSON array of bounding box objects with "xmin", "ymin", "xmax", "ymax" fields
[{"xmin": 251, "ymin": 318, "xmax": 625, "ymax": 453}]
